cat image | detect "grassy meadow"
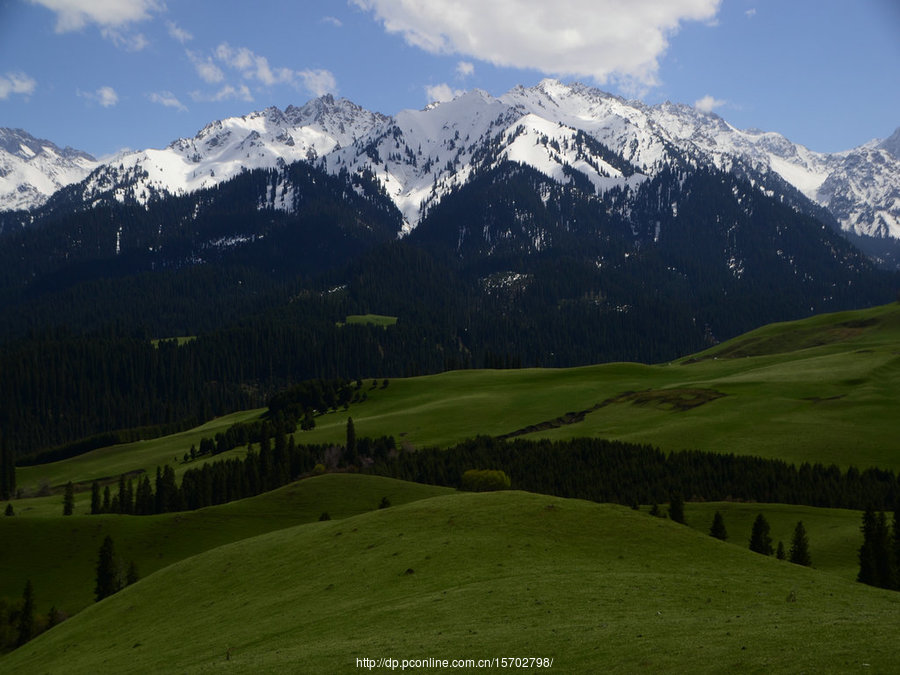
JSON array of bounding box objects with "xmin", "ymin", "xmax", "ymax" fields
[
  {"xmin": 2, "ymin": 302, "xmax": 899, "ymax": 671},
  {"xmin": 4, "ymin": 491, "xmax": 900, "ymax": 674},
  {"xmin": 282, "ymin": 301, "xmax": 900, "ymax": 470},
  {"xmin": 0, "ymin": 474, "xmax": 451, "ymax": 616}
]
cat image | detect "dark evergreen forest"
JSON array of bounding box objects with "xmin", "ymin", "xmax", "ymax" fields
[{"xmin": 1, "ymin": 159, "xmax": 896, "ymax": 458}]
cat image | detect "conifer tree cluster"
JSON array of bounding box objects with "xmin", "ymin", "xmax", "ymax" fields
[
  {"xmin": 94, "ymin": 536, "xmax": 139, "ymax": 602},
  {"xmin": 0, "ymin": 580, "xmax": 63, "ymax": 651}
]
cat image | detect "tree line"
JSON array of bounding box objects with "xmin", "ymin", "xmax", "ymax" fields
[
  {"xmin": 70, "ymin": 428, "xmax": 900, "ymax": 522},
  {"xmin": 371, "ymin": 436, "xmax": 900, "ymax": 511}
]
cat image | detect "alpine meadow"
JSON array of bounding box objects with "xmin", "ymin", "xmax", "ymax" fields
[{"xmin": 2, "ymin": 1, "xmax": 900, "ymax": 672}]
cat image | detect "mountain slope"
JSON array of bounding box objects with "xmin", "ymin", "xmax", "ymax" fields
[
  {"xmin": 0, "ymin": 128, "xmax": 97, "ymax": 215},
  {"xmin": 4, "ymin": 81, "xmax": 896, "ymax": 258},
  {"xmin": 3, "ymin": 490, "xmax": 898, "ymax": 673},
  {"xmin": 62, "ymin": 96, "xmax": 387, "ymax": 211}
]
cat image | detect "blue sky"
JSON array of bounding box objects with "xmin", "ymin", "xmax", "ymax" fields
[{"xmin": 0, "ymin": 0, "xmax": 897, "ymax": 157}]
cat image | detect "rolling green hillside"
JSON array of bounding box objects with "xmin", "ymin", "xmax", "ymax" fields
[
  {"xmin": 13, "ymin": 302, "xmax": 900, "ymax": 508},
  {"xmin": 285, "ymin": 301, "xmax": 900, "ymax": 470},
  {"xmin": 683, "ymin": 502, "xmax": 866, "ymax": 581},
  {"xmin": 3, "ymin": 491, "xmax": 898, "ymax": 674},
  {"xmin": 0, "ymin": 474, "xmax": 451, "ymax": 616}
]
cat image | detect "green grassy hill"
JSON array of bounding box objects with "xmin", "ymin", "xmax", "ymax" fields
[
  {"xmin": 4, "ymin": 490, "xmax": 899, "ymax": 674},
  {"xmin": 290, "ymin": 301, "xmax": 900, "ymax": 470},
  {"xmin": 14, "ymin": 302, "xmax": 900, "ymax": 506},
  {"xmin": 683, "ymin": 502, "xmax": 866, "ymax": 581},
  {"xmin": 0, "ymin": 474, "xmax": 451, "ymax": 616}
]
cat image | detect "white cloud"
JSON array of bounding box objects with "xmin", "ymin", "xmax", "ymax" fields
[
  {"xmin": 29, "ymin": 0, "xmax": 159, "ymax": 50},
  {"xmin": 745, "ymin": 8, "xmax": 757, "ymax": 18},
  {"xmin": 78, "ymin": 85, "xmax": 119, "ymax": 107},
  {"xmin": 28, "ymin": 0, "xmax": 162, "ymax": 32},
  {"xmin": 354, "ymin": 0, "xmax": 721, "ymax": 87},
  {"xmin": 188, "ymin": 50, "xmax": 225, "ymax": 84},
  {"xmin": 214, "ymin": 43, "xmax": 293, "ymax": 87},
  {"xmin": 456, "ymin": 61, "xmax": 474, "ymax": 78},
  {"xmin": 167, "ymin": 20, "xmax": 193, "ymax": 44},
  {"xmin": 425, "ymin": 83, "xmax": 463, "ymax": 104},
  {"xmin": 101, "ymin": 27, "xmax": 149, "ymax": 51},
  {"xmin": 298, "ymin": 69, "xmax": 337, "ymax": 97},
  {"xmin": 0, "ymin": 72, "xmax": 37, "ymax": 99},
  {"xmin": 694, "ymin": 94, "xmax": 726, "ymax": 113},
  {"xmin": 322, "ymin": 16, "xmax": 343, "ymax": 27},
  {"xmin": 204, "ymin": 43, "xmax": 336, "ymax": 99},
  {"xmin": 149, "ymin": 91, "xmax": 187, "ymax": 111},
  {"xmin": 96, "ymin": 85, "xmax": 119, "ymax": 107},
  {"xmin": 190, "ymin": 84, "xmax": 253, "ymax": 103}
]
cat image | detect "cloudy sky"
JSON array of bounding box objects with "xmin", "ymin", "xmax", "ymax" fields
[{"xmin": 0, "ymin": 0, "xmax": 897, "ymax": 156}]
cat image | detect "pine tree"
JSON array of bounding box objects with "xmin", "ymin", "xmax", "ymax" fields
[
  {"xmin": 346, "ymin": 417, "xmax": 357, "ymax": 464},
  {"xmin": 90, "ymin": 481, "xmax": 101, "ymax": 515},
  {"xmin": 0, "ymin": 432, "xmax": 15, "ymax": 501},
  {"xmin": 16, "ymin": 580, "xmax": 35, "ymax": 646},
  {"xmin": 668, "ymin": 492, "xmax": 685, "ymax": 524},
  {"xmin": 5, "ymin": 503, "xmax": 14, "ymax": 516},
  {"xmin": 749, "ymin": 514, "xmax": 774, "ymax": 555},
  {"xmin": 709, "ymin": 511, "xmax": 727, "ymax": 540},
  {"xmin": 893, "ymin": 508, "xmax": 900, "ymax": 589},
  {"xmin": 789, "ymin": 521, "xmax": 812, "ymax": 566},
  {"xmin": 126, "ymin": 560, "xmax": 139, "ymax": 586},
  {"xmin": 95, "ymin": 535, "xmax": 122, "ymax": 601},
  {"xmin": 134, "ymin": 476, "xmax": 154, "ymax": 515},
  {"xmin": 102, "ymin": 485, "xmax": 111, "ymax": 513},
  {"xmin": 857, "ymin": 506, "xmax": 894, "ymax": 589},
  {"xmin": 123, "ymin": 478, "xmax": 134, "ymax": 515},
  {"xmin": 776, "ymin": 541, "xmax": 786, "ymax": 560},
  {"xmin": 63, "ymin": 481, "xmax": 75, "ymax": 516},
  {"xmin": 115, "ymin": 474, "xmax": 127, "ymax": 514}
]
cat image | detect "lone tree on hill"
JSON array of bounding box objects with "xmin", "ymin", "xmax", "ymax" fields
[
  {"xmin": 346, "ymin": 417, "xmax": 357, "ymax": 463},
  {"xmin": 668, "ymin": 492, "xmax": 685, "ymax": 524},
  {"xmin": 749, "ymin": 513, "xmax": 774, "ymax": 555},
  {"xmin": 16, "ymin": 580, "xmax": 35, "ymax": 647},
  {"xmin": 709, "ymin": 511, "xmax": 728, "ymax": 540},
  {"xmin": 858, "ymin": 506, "xmax": 895, "ymax": 589},
  {"xmin": 95, "ymin": 535, "xmax": 122, "ymax": 602},
  {"xmin": 63, "ymin": 481, "xmax": 75, "ymax": 516},
  {"xmin": 126, "ymin": 560, "xmax": 140, "ymax": 586},
  {"xmin": 0, "ymin": 432, "xmax": 15, "ymax": 501},
  {"xmin": 90, "ymin": 481, "xmax": 101, "ymax": 514},
  {"xmin": 789, "ymin": 521, "xmax": 812, "ymax": 566}
]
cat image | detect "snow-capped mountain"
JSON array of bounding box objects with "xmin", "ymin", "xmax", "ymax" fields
[
  {"xmin": 3, "ymin": 81, "xmax": 897, "ymax": 250},
  {"xmin": 0, "ymin": 128, "xmax": 97, "ymax": 211},
  {"xmin": 324, "ymin": 79, "xmax": 899, "ymax": 241},
  {"xmin": 77, "ymin": 95, "xmax": 387, "ymax": 208}
]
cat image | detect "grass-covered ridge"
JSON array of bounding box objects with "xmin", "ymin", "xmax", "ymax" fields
[
  {"xmin": 290, "ymin": 302, "xmax": 900, "ymax": 470},
  {"xmin": 4, "ymin": 490, "xmax": 899, "ymax": 674},
  {"xmin": 0, "ymin": 474, "xmax": 451, "ymax": 616},
  {"xmin": 13, "ymin": 301, "xmax": 900, "ymax": 506}
]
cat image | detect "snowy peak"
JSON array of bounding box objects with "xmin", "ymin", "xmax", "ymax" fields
[
  {"xmin": 3, "ymin": 83, "xmax": 897, "ymax": 248},
  {"xmin": 879, "ymin": 127, "xmax": 900, "ymax": 159},
  {"xmin": 78, "ymin": 96, "xmax": 388, "ymax": 207},
  {"xmin": 284, "ymin": 94, "xmax": 389, "ymax": 148},
  {"xmin": 322, "ymin": 89, "xmax": 523, "ymax": 230},
  {"xmin": 0, "ymin": 128, "xmax": 97, "ymax": 212}
]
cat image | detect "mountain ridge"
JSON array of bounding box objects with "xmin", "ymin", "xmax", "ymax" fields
[{"xmin": 2, "ymin": 81, "xmax": 897, "ymax": 250}]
